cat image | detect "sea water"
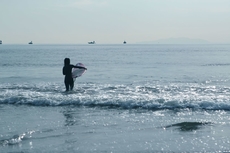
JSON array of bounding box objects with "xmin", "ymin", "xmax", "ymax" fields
[{"xmin": 0, "ymin": 44, "xmax": 230, "ymax": 152}]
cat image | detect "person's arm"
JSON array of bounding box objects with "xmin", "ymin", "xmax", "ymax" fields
[{"xmin": 73, "ymin": 65, "xmax": 87, "ymax": 70}]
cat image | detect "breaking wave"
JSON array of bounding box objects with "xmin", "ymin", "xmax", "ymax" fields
[
  {"xmin": 0, "ymin": 131, "xmax": 35, "ymax": 146},
  {"xmin": 1, "ymin": 82, "xmax": 230, "ymax": 111}
]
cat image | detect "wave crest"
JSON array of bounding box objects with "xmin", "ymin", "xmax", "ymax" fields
[{"xmin": 1, "ymin": 83, "xmax": 230, "ymax": 110}]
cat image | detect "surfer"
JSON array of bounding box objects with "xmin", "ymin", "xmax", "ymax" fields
[{"xmin": 63, "ymin": 58, "xmax": 87, "ymax": 91}]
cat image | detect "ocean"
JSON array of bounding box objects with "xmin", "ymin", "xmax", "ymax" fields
[{"xmin": 0, "ymin": 44, "xmax": 230, "ymax": 152}]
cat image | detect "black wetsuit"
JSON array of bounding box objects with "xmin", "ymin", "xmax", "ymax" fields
[{"xmin": 63, "ymin": 64, "xmax": 75, "ymax": 91}]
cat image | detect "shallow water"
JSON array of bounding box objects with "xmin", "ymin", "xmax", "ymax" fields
[
  {"xmin": 1, "ymin": 44, "xmax": 230, "ymax": 152},
  {"xmin": 1, "ymin": 105, "xmax": 230, "ymax": 152}
]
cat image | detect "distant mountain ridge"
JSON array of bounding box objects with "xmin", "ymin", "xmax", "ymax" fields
[{"xmin": 138, "ymin": 37, "xmax": 211, "ymax": 44}]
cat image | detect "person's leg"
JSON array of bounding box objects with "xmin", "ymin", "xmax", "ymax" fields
[
  {"xmin": 65, "ymin": 79, "xmax": 69, "ymax": 91},
  {"xmin": 70, "ymin": 78, "xmax": 74, "ymax": 90}
]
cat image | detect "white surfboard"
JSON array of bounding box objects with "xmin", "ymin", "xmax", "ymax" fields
[{"xmin": 72, "ymin": 63, "xmax": 87, "ymax": 80}]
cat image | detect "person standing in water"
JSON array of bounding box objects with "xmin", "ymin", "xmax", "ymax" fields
[{"xmin": 63, "ymin": 58, "xmax": 87, "ymax": 91}]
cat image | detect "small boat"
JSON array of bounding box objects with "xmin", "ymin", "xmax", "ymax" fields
[
  {"xmin": 123, "ymin": 41, "xmax": 126, "ymax": 44},
  {"xmin": 28, "ymin": 41, "xmax": 33, "ymax": 44},
  {"xmin": 88, "ymin": 41, "xmax": 95, "ymax": 44},
  {"xmin": 0, "ymin": 40, "xmax": 2, "ymax": 44}
]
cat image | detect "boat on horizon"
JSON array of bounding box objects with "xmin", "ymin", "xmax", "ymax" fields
[
  {"xmin": 0, "ymin": 40, "xmax": 2, "ymax": 44},
  {"xmin": 28, "ymin": 41, "xmax": 33, "ymax": 44},
  {"xmin": 88, "ymin": 41, "xmax": 95, "ymax": 44},
  {"xmin": 123, "ymin": 41, "xmax": 126, "ymax": 44}
]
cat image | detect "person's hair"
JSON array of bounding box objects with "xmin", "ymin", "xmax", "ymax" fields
[{"xmin": 64, "ymin": 58, "xmax": 70, "ymax": 66}]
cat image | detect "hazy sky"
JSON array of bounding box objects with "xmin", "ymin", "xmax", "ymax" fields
[{"xmin": 1, "ymin": 0, "xmax": 230, "ymax": 44}]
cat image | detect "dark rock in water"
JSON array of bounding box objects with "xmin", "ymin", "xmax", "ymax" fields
[{"xmin": 164, "ymin": 122, "xmax": 212, "ymax": 132}]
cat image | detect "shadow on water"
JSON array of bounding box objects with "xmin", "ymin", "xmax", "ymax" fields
[
  {"xmin": 164, "ymin": 122, "xmax": 212, "ymax": 132},
  {"xmin": 62, "ymin": 107, "xmax": 80, "ymax": 126}
]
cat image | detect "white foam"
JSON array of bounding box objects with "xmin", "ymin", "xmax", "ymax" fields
[{"xmin": 1, "ymin": 82, "xmax": 230, "ymax": 110}]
